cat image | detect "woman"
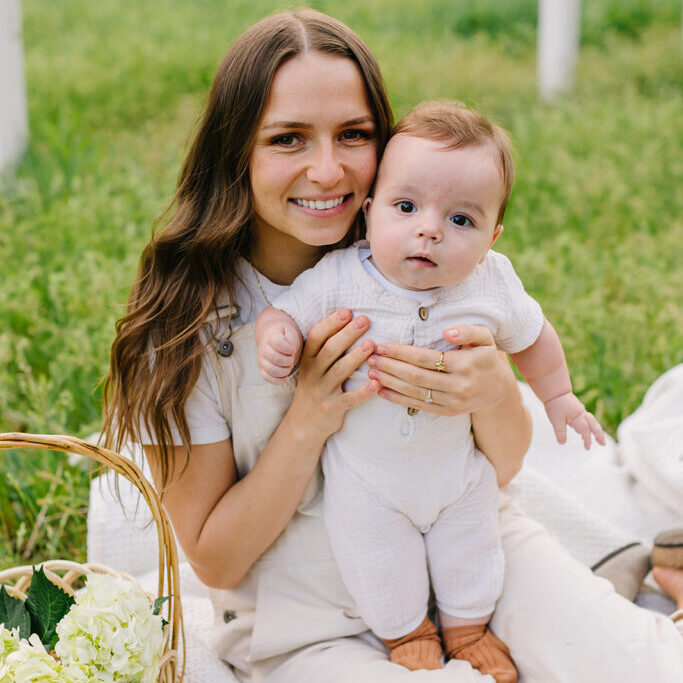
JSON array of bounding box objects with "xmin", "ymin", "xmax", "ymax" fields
[{"xmin": 103, "ymin": 9, "xmax": 683, "ymax": 682}]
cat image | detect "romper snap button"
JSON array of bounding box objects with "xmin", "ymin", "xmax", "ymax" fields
[
  {"xmin": 407, "ymin": 407, "xmax": 419, "ymax": 416},
  {"xmin": 223, "ymin": 609, "xmax": 237, "ymax": 623},
  {"xmin": 418, "ymin": 306, "xmax": 428, "ymax": 321},
  {"xmin": 217, "ymin": 339, "xmax": 234, "ymax": 357}
]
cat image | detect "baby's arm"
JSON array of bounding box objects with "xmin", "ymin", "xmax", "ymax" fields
[
  {"xmin": 510, "ymin": 318, "xmax": 605, "ymax": 449},
  {"xmin": 255, "ymin": 306, "xmax": 304, "ymax": 384}
]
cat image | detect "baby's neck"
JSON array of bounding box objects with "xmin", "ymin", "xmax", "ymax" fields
[{"xmin": 364, "ymin": 254, "xmax": 443, "ymax": 301}]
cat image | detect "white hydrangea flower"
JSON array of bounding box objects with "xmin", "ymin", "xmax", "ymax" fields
[
  {"xmin": 55, "ymin": 573, "xmax": 164, "ymax": 683},
  {"xmin": 0, "ymin": 624, "xmax": 20, "ymax": 658},
  {"xmin": 0, "ymin": 632, "xmax": 89, "ymax": 683},
  {"xmin": 0, "ymin": 624, "xmax": 20, "ymax": 683}
]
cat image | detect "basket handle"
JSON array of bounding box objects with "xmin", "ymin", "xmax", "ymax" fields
[{"xmin": 0, "ymin": 432, "xmax": 185, "ymax": 681}]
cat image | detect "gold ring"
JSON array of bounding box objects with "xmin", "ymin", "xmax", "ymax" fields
[
  {"xmin": 434, "ymin": 352, "xmax": 446, "ymax": 372},
  {"xmin": 425, "ymin": 389, "xmax": 434, "ymax": 404}
]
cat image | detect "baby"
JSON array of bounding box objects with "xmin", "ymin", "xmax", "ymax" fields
[{"xmin": 255, "ymin": 101, "xmax": 604, "ymax": 681}]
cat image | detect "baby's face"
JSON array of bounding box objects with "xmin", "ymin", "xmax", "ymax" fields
[{"xmin": 365, "ymin": 134, "xmax": 504, "ymax": 291}]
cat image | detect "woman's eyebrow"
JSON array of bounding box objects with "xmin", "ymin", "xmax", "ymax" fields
[
  {"xmin": 261, "ymin": 121, "xmax": 312, "ymax": 131},
  {"xmin": 341, "ymin": 115, "xmax": 375, "ymax": 126},
  {"xmin": 261, "ymin": 115, "xmax": 375, "ymax": 131}
]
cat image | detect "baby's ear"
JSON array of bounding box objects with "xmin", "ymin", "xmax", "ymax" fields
[
  {"xmin": 362, "ymin": 197, "xmax": 373, "ymax": 214},
  {"xmin": 490, "ymin": 225, "xmax": 504, "ymax": 248},
  {"xmin": 479, "ymin": 225, "xmax": 504, "ymax": 263}
]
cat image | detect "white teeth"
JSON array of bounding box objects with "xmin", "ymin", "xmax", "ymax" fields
[{"xmin": 294, "ymin": 196, "xmax": 345, "ymax": 209}]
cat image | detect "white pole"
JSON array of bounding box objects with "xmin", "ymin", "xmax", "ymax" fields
[
  {"xmin": 0, "ymin": 0, "xmax": 29, "ymax": 173},
  {"xmin": 537, "ymin": 0, "xmax": 581, "ymax": 102}
]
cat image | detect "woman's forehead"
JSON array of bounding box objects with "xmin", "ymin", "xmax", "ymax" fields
[{"xmin": 261, "ymin": 52, "xmax": 373, "ymax": 126}]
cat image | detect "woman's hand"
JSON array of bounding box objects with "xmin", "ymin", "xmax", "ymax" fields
[
  {"xmin": 366, "ymin": 323, "xmax": 531, "ymax": 486},
  {"xmin": 366, "ymin": 324, "xmax": 505, "ymax": 416},
  {"xmin": 289, "ymin": 308, "xmax": 379, "ymax": 444}
]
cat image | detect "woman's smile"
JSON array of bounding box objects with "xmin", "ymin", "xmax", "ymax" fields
[{"xmin": 291, "ymin": 194, "xmax": 353, "ymax": 215}]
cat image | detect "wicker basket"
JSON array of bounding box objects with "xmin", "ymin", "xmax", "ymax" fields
[{"xmin": 0, "ymin": 433, "xmax": 185, "ymax": 682}]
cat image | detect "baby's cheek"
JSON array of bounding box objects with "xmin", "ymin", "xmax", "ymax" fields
[{"xmin": 370, "ymin": 230, "xmax": 405, "ymax": 277}]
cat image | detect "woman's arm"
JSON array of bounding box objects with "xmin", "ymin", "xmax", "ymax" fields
[
  {"xmin": 146, "ymin": 310, "xmax": 379, "ymax": 590},
  {"xmin": 365, "ymin": 324, "xmax": 532, "ymax": 487}
]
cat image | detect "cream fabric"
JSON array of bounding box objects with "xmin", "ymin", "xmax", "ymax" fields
[
  {"xmin": 87, "ymin": 267, "xmax": 683, "ymax": 681},
  {"xmin": 322, "ymin": 445, "xmax": 502, "ymax": 637},
  {"xmin": 269, "ymin": 242, "xmax": 544, "ymax": 637},
  {"xmin": 510, "ymin": 367, "xmax": 683, "ymax": 568},
  {"xmin": 249, "ymin": 497, "xmax": 683, "ymax": 683},
  {"xmin": 273, "ymin": 242, "xmax": 544, "ymax": 355}
]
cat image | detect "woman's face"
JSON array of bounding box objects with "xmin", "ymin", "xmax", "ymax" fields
[{"xmin": 250, "ymin": 51, "xmax": 377, "ymax": 272}]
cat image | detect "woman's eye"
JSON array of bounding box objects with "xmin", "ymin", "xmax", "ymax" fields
[
  {"xmin": 271, "ymin": 134, "xmax": 298, "ymax": 146},
  {"xmin": 450, "ymin": 214, "xmax": 473, "ymax": 227},
  {"xmin": 397, "ymin": 201, "xmax": 416, "ymax": 213},
  {"xmin": 340, "ymin": 129, "xmax": 369, "ymax": 142}
]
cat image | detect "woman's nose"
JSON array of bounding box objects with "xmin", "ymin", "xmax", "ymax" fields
[{"xmin": 306, "ymin": 143, "xmax": 344, "ymax": 187}]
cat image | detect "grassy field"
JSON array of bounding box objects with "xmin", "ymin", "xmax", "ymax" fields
[{"xmin": 0, "ymin": 0, "xmax": 681, "ymax": 570}]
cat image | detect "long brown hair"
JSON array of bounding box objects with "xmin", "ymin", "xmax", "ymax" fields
[{"xmin": 102, "ymin": 9, "xmax": 393, "ymax": 489}]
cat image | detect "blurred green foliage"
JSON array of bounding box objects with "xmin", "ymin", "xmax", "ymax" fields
[{"xmin": 0, "ymin": 0, "xmax": 681, "ymax": 568}]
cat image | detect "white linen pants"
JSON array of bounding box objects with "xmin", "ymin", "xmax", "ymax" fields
[
  {"xmin": 322, "ymin": 449, "xmax": 503, "ymax": 638},
  {"xmin": 249, "ymin": 495, "xmax": 683, "ymax": 683}
]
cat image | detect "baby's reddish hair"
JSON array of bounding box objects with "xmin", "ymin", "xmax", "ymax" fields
[{"xmin": 393, "ymin": 101, "xmax": 514, "ymax": 224}]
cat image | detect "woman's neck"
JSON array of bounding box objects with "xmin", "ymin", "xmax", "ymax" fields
[{"xmin": 249, "ymin": 229, "xmax": 324, "ymax": 286}]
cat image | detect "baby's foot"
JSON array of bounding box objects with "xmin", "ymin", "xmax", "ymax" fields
[
  {"xmin": 389, "ymin": 638, "xmax": 443, "ymax": 670},
  {"xmin": 443, "ymin": 624, "xmax": 517, "ymax": 683},
  {"xmin": 380, "ymin": 615, "xmax": 443, "ymax": 671}
]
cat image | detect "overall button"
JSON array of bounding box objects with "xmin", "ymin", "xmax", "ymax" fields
[
  {"xmin": 418, "ymin": 306, "xmax": 429, "ymax": 321},
  {"xmin": 223, "ymin": 610, "xmax": 237, "ymax": 623},
  {"xmin": 407, "ymin": 407, "xmax": 419, "ymax": 416}
]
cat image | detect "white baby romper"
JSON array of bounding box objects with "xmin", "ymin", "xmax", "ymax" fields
[{"xmin": 273, "ymin": 242, "xmax": 544, "ymax": 639}]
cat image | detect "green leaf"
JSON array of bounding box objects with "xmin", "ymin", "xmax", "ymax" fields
[
  {"xmin": 152, "ymin": 595, "xmax": 171, "ymax": 630},
  {"xmin": 25, "ymin": 566, "xmax": 75, "ymax": 650},
  {"xmin": 152, "ymin": 594, "xmax": 171, "ymax": 616},
  {"xmin": 0, "ymin": 585, "xmax": 31, "ymax": 640}
]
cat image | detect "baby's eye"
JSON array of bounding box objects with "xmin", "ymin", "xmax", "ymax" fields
[
  {"xmin": 397, "ymin": 201, "xmax": 416, "ymax": 213},
  {"xmin": 450, "ymin": 214, "xmax": 473, "ymax": 227}
]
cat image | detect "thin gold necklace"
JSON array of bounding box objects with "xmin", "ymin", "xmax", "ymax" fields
[{"xmin": 250, "ymin": 262, "xmax": 272, "ymax": 306}]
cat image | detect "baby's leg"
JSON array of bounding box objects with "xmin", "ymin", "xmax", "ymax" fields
[
  {"xmin": 322, "ymin": 459, "xmax": 441, "ymax": 670},
  {"xmin": 426, "ymin": 460, "xmax": 516, "ymax": 682}
]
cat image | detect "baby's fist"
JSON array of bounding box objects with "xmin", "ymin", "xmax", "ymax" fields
[
  {"xmin": 544, "ymin": 392, "xmax": 606, "ymax": 450},
  {"xmin": 257, "ymin": 323, "xmax": 301, "ymax": 384}
]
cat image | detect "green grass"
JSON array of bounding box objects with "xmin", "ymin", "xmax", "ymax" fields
[{"xmin": 0, "ymin": 0, "xmax": 681, "ymax": 569}]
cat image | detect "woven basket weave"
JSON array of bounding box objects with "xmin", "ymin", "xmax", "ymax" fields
[{"xmin": 0, "ymin": 432, "xmax": 185, "ymax": 682}]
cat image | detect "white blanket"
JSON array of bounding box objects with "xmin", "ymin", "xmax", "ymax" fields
[
  {"xmin": 510, "ymin": 364, "xmax": 683, "ymax": 566},
  {"xmin": 86, "ymin": 364, "xmax": 683, "ymax": 682}
]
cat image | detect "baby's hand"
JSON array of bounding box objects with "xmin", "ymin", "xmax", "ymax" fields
[
  {"xmin": 544, "ymin": 392, "xmax": 606, "ymax": 450},
  {"xmin": 257, "ymin": 322, "xmax": 301, "ymax": 384}
]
